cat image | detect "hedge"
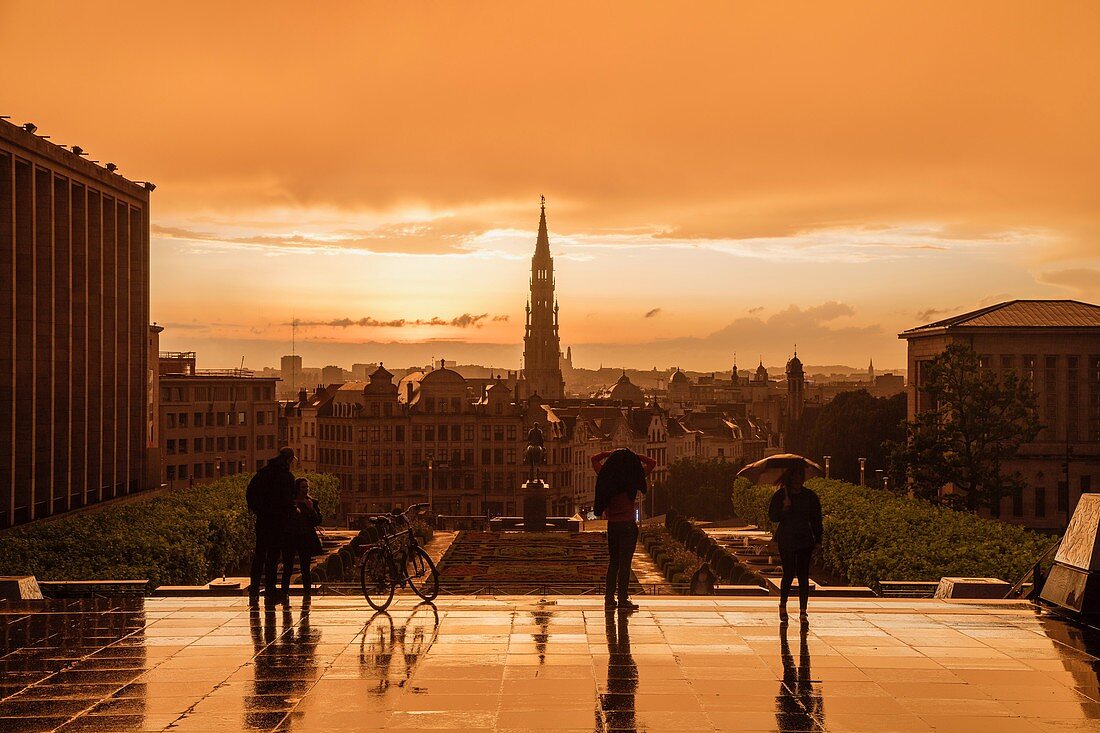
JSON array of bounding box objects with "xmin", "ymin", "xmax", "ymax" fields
[
  {"xmin": 0, "ymin": 473, "xmax": 340, "ymax": 588},
  {"xmin": 731, "ymin": 477, "xmax": 1050, "ymax": 587}
]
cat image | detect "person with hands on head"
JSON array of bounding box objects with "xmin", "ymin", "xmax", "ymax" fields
[
  {"xmin": 592, "ymin": 448, "xmax": 656, "ymax": 612},
  {"xmin": 768, "ymin": 463, "xmax": 823, "ymax": 625}
]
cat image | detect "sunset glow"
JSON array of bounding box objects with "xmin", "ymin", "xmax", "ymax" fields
[{"xmin": 3, "ymin": 1, "xmax": 1097, "ymax": 369}]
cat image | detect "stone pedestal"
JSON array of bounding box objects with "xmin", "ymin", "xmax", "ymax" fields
[
  {"xmin": 1041, "ymin": 494, "xmax": 1100, "ymax": 614},
  {"xmin": 522, "ymin": 479, "xmax": 548, "ymax": 532},
  {"xmin": 0, "ymin": 576, "xmax": 43, "ymax": 600},
  {"xmin": 934, "ymin": 577, "xmax": 1010, "ymax": 599}
]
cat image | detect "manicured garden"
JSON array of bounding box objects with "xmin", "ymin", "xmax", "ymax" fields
[
  {"xmin": 0, "ymin": 473, "xmax": 340, "ymax": 588},
  {"xmin": 731, "ymin": 477, "xmax": 1051, "ymax": 587}
]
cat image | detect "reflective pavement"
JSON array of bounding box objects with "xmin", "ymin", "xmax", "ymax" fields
[{"xmin": 3, "ymin": 596, "xmax": 1100, "ymax": 731}]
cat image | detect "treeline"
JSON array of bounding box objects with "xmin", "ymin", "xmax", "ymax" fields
[
  {"xmin": 0, "ymin": 473, "xmax": 340, "ymax": 588},
  {"xmin": 786, "ymin": 390, "xmax": 907, "ymax": 486}
]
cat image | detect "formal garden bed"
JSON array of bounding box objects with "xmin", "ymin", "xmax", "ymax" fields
[
  {"xmin": 0, "ymin": 473, "xmax": 340, "ymax": 588},
  {"xmin": 731, "ymin": 477, "xmax": 1050, "ymax": 587}
]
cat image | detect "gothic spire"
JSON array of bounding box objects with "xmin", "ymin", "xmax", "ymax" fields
[{"xmin": 535, "ymin": 194, "xmax": 551, "ymax": 260}]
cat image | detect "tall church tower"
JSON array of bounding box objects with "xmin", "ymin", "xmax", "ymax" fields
[{"xmin": 523, "ymin": 197, "xmax": 565, "ymax": 400}]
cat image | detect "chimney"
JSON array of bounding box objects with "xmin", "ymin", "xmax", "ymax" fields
[{"xmin": 406, "ymin": 381, "xmax": 414, "ymax": 404}]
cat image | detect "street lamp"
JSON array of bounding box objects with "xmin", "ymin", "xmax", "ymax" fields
[
  {"xmin": 426, "ymin": 450, "xmax": 434, "ymax": 509},
  {"xmin": 823, "ymin": 455, "xmax": 831, "ymax": 479},
  {"xmin": 859, "ymin": 458, "xmax": 866, "ymax": 486}
]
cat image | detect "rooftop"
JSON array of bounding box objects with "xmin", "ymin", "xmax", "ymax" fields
[
  {"xmin": 2, "ymin": 595, "xmax": 1099, "ymax": 732},
  {"xmin": 901, "ymin": 299, "xmax": 1100, "ymax": 337}
]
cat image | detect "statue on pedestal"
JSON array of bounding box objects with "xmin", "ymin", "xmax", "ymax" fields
[{"xmin": 522, "ymin": 423, "xmax": 548, "ymax": 531}]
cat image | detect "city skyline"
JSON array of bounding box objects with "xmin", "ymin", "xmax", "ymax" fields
[{"xmin": 3, "ymin": 2, "xmax": 1098, "ymax": 370}]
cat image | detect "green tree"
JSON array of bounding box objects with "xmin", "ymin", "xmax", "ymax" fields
[
  {"xmin": 789, "ymin": 390, "xmax": 907, "ymax": 485},
  {"xmin": 889, "ymin": 343, "xmax": 1040, "ymax": 511},
  {"xmin": 653, "ymin": 457, "xmax": 743, "ymax": 520}
]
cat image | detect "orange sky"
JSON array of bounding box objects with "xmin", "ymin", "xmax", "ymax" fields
[{"xmin": 2, "ymin": 1, "xmax": 1098, "ymax": 370}]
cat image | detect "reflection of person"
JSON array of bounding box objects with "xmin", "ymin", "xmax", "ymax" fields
[
  {"xmin": 281, "ymin": 478, "xmax": 323, "ymax": 602},
  {"xmin": 246, "ymin": 604, "xmax": 321, "ymax": 731},
  {"xmin": 776, "ymin": 624, "xmax": 824, "ymax": 732},
  {"xmin": 246, "ymin": 447, "xmax": 296, "ymax": 607},
  {"xmin": 593, "ymin": 448, "xmax": 656, "ymax": 611},
  {"xmin": 596, "ymin": 606, "xmax": 638, "ymax": 731},
  {"xmin": 768, "ymin": 464, "xmax": 822, "ymax": 623}
]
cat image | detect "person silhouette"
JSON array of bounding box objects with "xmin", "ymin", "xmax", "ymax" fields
[
  {"xmin": 596, "ymin": 609, "xmax": 639, "ymax": 731},
  {"xmin": 776, "ymin": 623, "xmax": 825, "ymax": 732}
]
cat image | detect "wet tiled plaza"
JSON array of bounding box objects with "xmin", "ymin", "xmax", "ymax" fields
[{"xmin": 3, "ymin": 596, "xmax": 1100, "ymax": 732}]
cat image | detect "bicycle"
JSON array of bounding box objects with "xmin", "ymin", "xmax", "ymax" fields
[{"xmin": 359, "ymin": 503, "xmax": 440, "ymax": 611}]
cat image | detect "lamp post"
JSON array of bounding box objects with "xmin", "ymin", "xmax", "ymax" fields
[
  {"xmin": 823, "ymin": 455, "xmax": 831, "ymax": 479},
  {"xmin": 859, "ymin": 458, "xmax": 866, "ymax": 486},
  {"xmin": 426, "ymin": 450, "xmax": 434, "ymax": 509}
]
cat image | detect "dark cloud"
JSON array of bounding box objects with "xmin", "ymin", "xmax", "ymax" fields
[
  {"xmin": 644, "ymin": 308, "xmax": 662, "ymax": 318},
  {"xmin": 289, "ymin": 313, "xmax": 497, "ymax": 329},
  {"xmin": 748, "ymin": 306, "xmax": 765, "ymax": 315},
  {"xmin": 492, "ymin": 315, "xmax": 510, "ymax": 322}
]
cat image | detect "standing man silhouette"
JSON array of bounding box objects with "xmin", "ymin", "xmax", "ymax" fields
[{"xmin": 247, "ymin": 447, "xmax": 297, "ymax": 607}]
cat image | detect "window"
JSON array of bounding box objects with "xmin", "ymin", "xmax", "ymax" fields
[
  {"xmin": 1058, "ymin": 481, "xmax": 1069, "ymax": 513},
  {"xmin": 256, "ymin": 411, "xmax": 266, "ymax": 425},
  {"xmin": 412, "ymin": 425, "xmax": 422, "ymax": 442},
  {"xmin": 205, "ymin": 437, "xmax": 214, "ymax": 452},
  {"xmin": 179, "ymin": 440, "xmax": 188, "ymax": 454},
  {"xmin": 370, "ymin": 426, "xmax": 380, "ymax": 442},
  {"xmin": 193, "ymin": 438, "xmax": 202, "ymax": 452},
  {"xmin": 482, "ymin": 448, "xmax": 491, "ymax": 464},
  {"xmin": 494, "ymin": 448, "xmax": 504, "ymax": 465},
  {"xmin": 167, "ymin": 414, "xmax": 176, "ymax": 429},
  {"xmin": 194, "ymin": 412, "xmax": 203, "ymax": 427},
  {"xmin": 205, "ymin": 462, "xmax": 214, "ymax": 477},
  {"xmin": 193, "ymin": 464, "xmax": 203, "ymax": 479},
  {"xmin": 166, "ymin": 439, "xmax": 176, "ymax": 455},
  {"xmin": 451, "ymin": 425, "xmax": 461, "ymax": 441},
  {"xmin": 395, "ymin": 426, "xmax": 405, "ymax": 442},
  {"xmin": 217, "ymin": 437, "xmax": 226, "ymax": 451},
  {"xmin": 464, "ymin": 425, "xmax": 475, "ymax": 442},
  {"xmin": 506, "ymin": 449, "xmax": 516, "ymax": 465},
  {"xmin": 451, "ymin": 397, "xmax": 462, "ymax": 413},
  {"xmin": 1083, "ymin": 476, "xmax": 1094, "ymax": 493},
  {"xmin": 494, "ymin": 426, "xmax": 504, "ymax": 441},
  {"xmin": 1035, "ymin": 487, "xmax": 1047, "ymax": 518},
  {"xmin": 179, "ymin": 412, "xmax": 188, "ymax": 428},
  {"xmin": 425, "ymin": 426, "xmax": 435, "ymax": 442},
  {"xmin": 1012, "ymin": 490, "xmax": 1023, "ymax": 517},
  {"xmin": 166, "ymin": 465, "xmax": 176, "ymax": 480},
  {"xmin": 481, "ymin": 425, "xmax": 491, "ymax": 441},
  {"xmin": 507, "ymin": 425, "xmax": 517, "ymax": 441}
]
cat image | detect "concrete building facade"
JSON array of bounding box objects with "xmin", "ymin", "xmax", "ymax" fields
[
  {"xmin": 900, "ymin": 300, "xmax": 1100, "ymax": 529},
  {"xmin": 0, "ymin": 120, "xmax": 152, "ymax": 527}
]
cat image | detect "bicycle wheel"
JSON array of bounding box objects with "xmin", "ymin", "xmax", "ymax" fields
[
  {"xmin": 361, "ymin": 547, "xmax": 395, "ymax": 611},
  {"xmin": 405, "ymin": 545, "xmax": 440, "ymax": 601}
]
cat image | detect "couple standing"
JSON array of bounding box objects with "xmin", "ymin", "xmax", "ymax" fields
[{"xmin": 246, "ymin": 447, "xmax": 324, "ymax": 607}]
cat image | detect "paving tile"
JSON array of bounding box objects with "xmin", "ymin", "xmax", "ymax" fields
[{"xmin": 4, "ymin": 596, "xmax": 1100, "ymax": 731}]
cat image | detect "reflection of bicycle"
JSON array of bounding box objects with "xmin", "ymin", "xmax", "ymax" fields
[
  {"xmin": 360, "ymin": 503, "xmax": 440, "ymax": 611},
  {"xmin": 359, "ymin": 603, "xmax": 441, "ymax": 693}
]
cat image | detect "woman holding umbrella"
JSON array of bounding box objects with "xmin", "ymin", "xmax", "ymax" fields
[
  {"xmin": 739, "ymin": 454, "xmax": 824, "ymax": 624},
  {"xmin": 769, "ymin": 463, "xmax": 823, "ymax": 624},
  {"xmin": 592, "ymin": 448, "xmax": 657, "ymax": 611}
]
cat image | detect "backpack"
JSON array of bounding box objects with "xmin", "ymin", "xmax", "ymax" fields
[{"xmin": 246, "ymin": 467, "xmax": 268, "ymax": 514}]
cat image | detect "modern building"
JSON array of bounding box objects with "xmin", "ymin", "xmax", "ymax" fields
[
  {"xmin": 0, "ymin": 119, "xmax": 153, "ymax": 527},
  {"xmin": 279, "ymin": 354, "xmax": 302, "ymax": 399},
  {"xmin": 158, "ymin": 352, "xmax": 279, "ymax": 488},
  {"xmin": 900, "ymin": 300, "xmax": 1100, "ymax": 529},
  {"xmin": 522, "ymin": 198, "xmax": 565, "ymax": 400}
]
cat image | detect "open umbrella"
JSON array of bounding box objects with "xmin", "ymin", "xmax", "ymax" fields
[{"xmin": 736, "ymin": 453, "xmax": 824, "ymax": 485}]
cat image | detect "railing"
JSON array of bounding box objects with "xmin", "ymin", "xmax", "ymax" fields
[
  {"xmin": 1004, "ymin": 535, "xmax": 1062, "ymax": 600},
  {"xmin": 318, "ymin": 581, "xmax": 691, "ymax": 596}
]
